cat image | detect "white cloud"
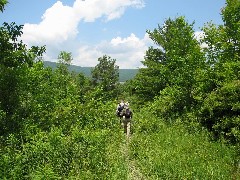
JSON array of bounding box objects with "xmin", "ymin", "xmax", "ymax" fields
[
  {"xmin": 194, "ymin": 31, "xmax": 208, "ymax": 49},
  {"xmin": 21, "ymin": 0, "xmax": 145, "ymax": 45},
  {"xmin": 72, "ymin": 45, "xmax": 102, "ymax": 67},
  {"xmin": 22, "ymin": 1, "xmax": 78, "ymax": 45},
  {"xmin": 73, "ymin": 33, "xmax": 152, "ymax": 69},
  {"xmin": 73, "ymin": 0, "xmax": 145, "ymax": 22},
  {"xmin": 194, "ymin": 31, "xmax": 204, "ymax": 41},
  {"xmin": 20, "ymin": 0, "xmax": 147, "ymax": 68}
]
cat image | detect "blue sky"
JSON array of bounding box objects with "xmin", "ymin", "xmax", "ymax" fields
[{"xmin": 0, "ymin": 0, "xmax": 226, "ymax": 68}]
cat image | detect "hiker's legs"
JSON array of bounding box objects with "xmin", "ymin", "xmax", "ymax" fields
[
  {"xmin": 126, "ymin": 119, "xmax": 131, "ymax": 136},
  {"xmin": 123, "ymin": 118, "xmax": 131, "ymax": 136}
]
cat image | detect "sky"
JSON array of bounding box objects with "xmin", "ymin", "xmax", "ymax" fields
[{"xmin": 0, "ymin": 0, "xmax": 226, "ymax": 69}]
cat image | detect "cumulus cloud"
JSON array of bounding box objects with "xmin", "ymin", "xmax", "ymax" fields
[
  {"xmin": 21, "ymin": 0, "xmax": 145, "ymax": 44},
  {"xmin": 73, "ymin": 33, "xmax": 152, "ymax": 69},
  {"xmin": 22, "ymin": 1, "xmax": 78, "ymax": 45},
  {"xmin": 73, "ymin": 0, "xmax": 144, "ymax": 22},
  {"xmin": 20, "ymin": 0, "xmax": 146, "ymax": 68}
]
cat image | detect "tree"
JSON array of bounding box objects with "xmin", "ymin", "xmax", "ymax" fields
[
  {"xmin": 0, "ymin": 22, "xmax": 45, "ymax": 134},
  {"xmin": 221, "ymin": 0, "xmax": 240, "ymax": 63},
  {"xmin": 202, "ymin": 0, "xmax": 240, "ymax": 75},
  {"xmin": 56, "ymin": 51, "xmax": 73, "ymax": 75},
  {"xmin": 91, "ymin": 55, "xmax": 119, "ymax": 99},
  {"xmin": 0, "ymin": 0, "xmax": 8, "ymax": 12},
  {"xmin": 194, "ymin": 0, "xmax": 240, "ymax": 102},
  {"xmin": 134, "ymin": 16, "xmax": 205, "ymax": 104},
  {"xmin": 133, "ymin": 47, "xmax": 167, "ymax": 102},
  {"xmin": 197, "ymin": 0, "xmax": 240, "ymax": 143},
  {"xmin": 57, "ymin": 51, "xmax": 73, "ymax": 65}
]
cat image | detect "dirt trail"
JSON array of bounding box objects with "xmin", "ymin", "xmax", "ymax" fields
[{"xmin": 121, "ymin": 135, "xmax": 146, "ymax": 180}]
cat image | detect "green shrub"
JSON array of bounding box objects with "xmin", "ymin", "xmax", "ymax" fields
[
  {"xmin": 0, "ymin": 125, "xmax": 128, "ymax": 179},
  {"xmin": 149, "ymin": 86, "xmax": 189, "ymax": 121},
  {"xmin": 200, "ymin": 80, "xmax": 240, "ymax": 143}
]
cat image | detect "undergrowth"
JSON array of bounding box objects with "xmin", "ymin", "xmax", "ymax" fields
[{"xmin": 129, "ymin": 110, "xmax": 239, "ymax": 179}]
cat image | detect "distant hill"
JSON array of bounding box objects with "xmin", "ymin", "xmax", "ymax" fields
[{"xmin": 43, "ymin": 61, "xmax": 138, "ymax": 82}]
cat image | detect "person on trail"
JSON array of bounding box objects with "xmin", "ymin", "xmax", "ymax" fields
[
  {"xmin": 116, "ymin": 100, "xmax": 125, "ymax": 126},
  {"xmin": 121, "ymin": 103, "xmax": 133, "ymax": 137},
  {"xmin": 116, "ymin": 100, "xmax": 125, "ymax": 118}
]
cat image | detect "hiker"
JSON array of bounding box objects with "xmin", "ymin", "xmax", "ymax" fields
[
  {"xmin": 122, "ymin": 103, "xmax": 133, "ymax": 136},
  {"xmin": 116, "ymin": 100, "xmax": 125, "ymax": 118},
  {"xmin": 116, "ymin": 100, "xmax": 125, "ymax": 127}
]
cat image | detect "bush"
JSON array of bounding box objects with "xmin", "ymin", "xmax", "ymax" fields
[
  {"xmin": 200, "ymin": 80, "xmax": 240, "ymax": 143},
  {"xmin": 0, "ymin": 125, "xmax": 128, "ymax": 179},
  {"xmin": 149, "ymin": 86, "xmax": 188, "ymax": 121}
]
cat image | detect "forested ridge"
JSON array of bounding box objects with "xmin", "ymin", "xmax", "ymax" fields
[
  {"xmin": 0, "ymin": 0, "xmax": 240, "ymax": 179},
  {"xmin": 43, "ymin": 61, "xmax": 138, "ymax": 82}
]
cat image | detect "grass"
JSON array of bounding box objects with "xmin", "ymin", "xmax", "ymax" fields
[
  {"xmin": 1, "ymin": 108, "xmax": 238, "ymax": 179},
  {"xmin": 129, "ymin": 112, "xmax": 238, "ymax": 179}
]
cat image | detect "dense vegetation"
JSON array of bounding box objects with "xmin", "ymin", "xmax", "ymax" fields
[{"xmin": 0, "ymin": 0, "xmax": 239, "ymax": 179}]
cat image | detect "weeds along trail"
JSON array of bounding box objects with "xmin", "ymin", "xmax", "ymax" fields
[{"xmin": 128, "ymin": 112, "xmax": 239, "ymax": 179}]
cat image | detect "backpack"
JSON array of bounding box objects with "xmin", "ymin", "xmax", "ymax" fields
[
  {"xmin": 124, "ymin": 108, "xmax": 131, "ymax": 118},
  {"xmin": 118, "ymin": 104, "xmax": 124, "ymax": 112},
  {"xmin": 117, "ymin": 103, "xmax": 125, "ymax": 117}
]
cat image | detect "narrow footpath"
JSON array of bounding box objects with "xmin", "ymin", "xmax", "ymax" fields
[{"xmin": 121, "ymin": 135, "xmax": 146, "ymax": 180}]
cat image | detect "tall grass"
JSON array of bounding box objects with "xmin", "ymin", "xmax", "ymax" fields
[
  {"xmin": 129, "ymin": 111, "xmax": 238, "ymax": 179},
  {"xmin": 0, "ymin": 127, "xmax": 128, "ymax": 179},
  {"xmin": 0, "ymin": 108, "xmax": 129, "ymax": 179},
  {"xmin": 1, "ymin": 102, "xmax": 238, "ymax": 179}
]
